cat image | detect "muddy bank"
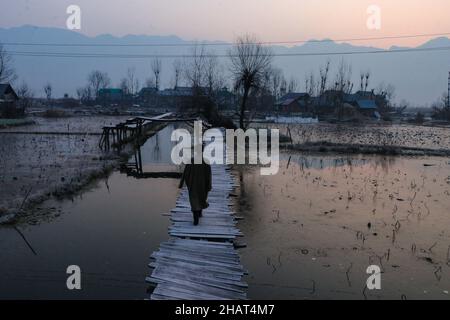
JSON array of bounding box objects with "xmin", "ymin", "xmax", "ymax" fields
[{"xmin": 0, "ymin": 115, "xmax": 165, "ymax": 224}]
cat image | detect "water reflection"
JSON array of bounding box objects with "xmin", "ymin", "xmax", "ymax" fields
[
  {"xmin": 236, "ymin": 152, "xmax": 450, "ymax": 300},
  {"xmin": 0, "ymin": 125, "xmax": 181, "ymax": 299}
]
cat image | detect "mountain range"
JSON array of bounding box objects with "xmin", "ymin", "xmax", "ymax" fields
[{"xmin": 1, "ymin": 25, "xmax": 450, "ymax": 106}]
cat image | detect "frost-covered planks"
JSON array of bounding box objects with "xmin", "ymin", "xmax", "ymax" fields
[
  {"xmin": 147, "ymin": 135, "xmax": 246, "ymax": 300},
  {"xmin": 147, "ymin": 239, "xmax": 247, "ymax": 300},
  {"xmin": 168, "ymin": 164, "xmax": 242, "ymax": 240}
]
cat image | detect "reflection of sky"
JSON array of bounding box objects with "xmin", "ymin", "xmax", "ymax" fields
[
  {"xmin": 137, "ymin": 126, "xmax": 400, "ymax": 174},
  {"xmin": 139, "ymin": 125, "xmax": 179, "ymax": 165}
]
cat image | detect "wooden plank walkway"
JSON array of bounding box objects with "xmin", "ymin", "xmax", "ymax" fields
[
  {"xmin": 146, "ymin": 155, "xmax": 247, "ymax": 300},
  {"xmin": 99, "ymin": 113, "xmax": 173, "ymax": 150}
]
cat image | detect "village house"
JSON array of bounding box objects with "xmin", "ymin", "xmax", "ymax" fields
[
  {"xmin": 268, "ymin": 84, "xmax": 396, "ymax": 120},
  {"xmin": 275, "ymin": 92, "xmax": 310, "ymax": 113},
  {"xmin": 313, "ymin": 90, "xmax": 344, "ymax": 115},
  {"xmin": 137, "ymin": 86, "xmax": 235, "ymax": 111},
  {"xmin": 98, "ymin": 88, "xmax": 124, "ymax": 103},
  {"xmin": 343, "ymin": 90, "xmax": 386, "ymax": 116},
  {"xmin": 0, "ymin": 83, "xmax": 21, "ymax": 118}
]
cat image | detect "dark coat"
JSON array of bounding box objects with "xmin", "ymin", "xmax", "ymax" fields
[{"xmin": 179, "ymin": 163, "xmax": 212, "ymax": 211}]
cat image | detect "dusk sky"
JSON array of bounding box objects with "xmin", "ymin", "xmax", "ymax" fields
[{"xmin": 1, "ymin": 0, "xmax": 450, "ymax": 48}]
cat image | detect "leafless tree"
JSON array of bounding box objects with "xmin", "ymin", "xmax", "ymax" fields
[
  {"xmin": 359, "ymin": 72, "xmax": 365, "ymax": 92},
  {"xmin": 305, "ymin": 72, "xmax": 317, "ymax": 96},
  {"xmin": 120, "ymin": 70, "xmax": 140, "ymax": 97},
  {"xmin": 182, "ymin": 45, "xmax": 226, "ymax": 115},
  {"xmin": 229, "ymin": 35, "xmax": 273, "ymax": 129},
  {"xmin": 334, "ymin": 59, "xmax": 353, "ymax": 94},
  {"xmin": 151, "ymin": 58, "xmax": 162, "ymax": 90},
  {"xmin": 126, "ymin": 67, "xmax": 140, "ymax": 95},
  {"xmin": 375, "ymin": 82, "xmax": 395, "ymax": 100},
  {"xmin": 43, "ymin": 83, "xmax": 52, "ymax": 101},
  {"xmin": 431, "ymin": 92, "xmax": 450, "ymax": 120},
  {"xmin": 76, "ymin": 87, "xmax": 84, "ymax": 101},
  {"xmin": 364, "ymin": 71, "xmax": 371, "ymax": 92},
  {"xmin": 287, "ymin": 77, "xmax": 298, "ymax": 93},
  {"xmin": 172, "ymin": 59, "xmax": 183, "ymax": 89},
  {"xmin": 0, "ymin": 44, "xmax": 17, "ymax": 83},
  {"xmin": 205, "ymin": 53, "xmax": 225, "ymax": 96},
  {"xmin": 184, "ymin": 44, "xmax": 207, "ymax": 90},
  {"xmin": 17, "ymin": 81, "xmax": 34, "ymax": 111},
  {"xmin": 87, "ymin": 70, "xmax": 111, "ymax": 99},
  {"xmin": 119, "ymin": 78, "xmax": 129, "ymax": 95},
  {"xmin": 319, "ymin": 61, "xmax": 330, "ymax": 95},
  {"xmin": 77, "ymin": 86, "xmax": 92, "ymax": 102},
  {"xmin": 270, "ymin": 67, "xmax": 283, "ymax": 99}
]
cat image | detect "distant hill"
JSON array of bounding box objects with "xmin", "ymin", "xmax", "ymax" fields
[{"xmin": 1, "ymin": 25, "xmax": 449, "ymax": 105}]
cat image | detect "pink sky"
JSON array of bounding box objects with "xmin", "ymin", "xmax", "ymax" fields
[{"xmin": 1, "ymin": 0, "xmax": 450, "ymax": 48}]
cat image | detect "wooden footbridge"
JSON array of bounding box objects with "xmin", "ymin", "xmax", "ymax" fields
[
  {"xmin": 146, "ymin": 136, "xmax": 248, "ymax": 300},
  {"xmin": 99, "ymin": 113, "xmax": 204, "ymax": 151},
  {"xmin": 99, "ymin": 113, "xmax": 173, "ymax": 151}
]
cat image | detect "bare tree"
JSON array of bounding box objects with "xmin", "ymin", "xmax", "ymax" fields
[
  {"xmin": 359, "ymin": 72, "xmax": 365, "ymax": 92},
  {"xmin": 184, "ymin": 44, "xmax": 207, "ymax": 90},
  {"xmin": 87, "ymin": 70, "xmax": 111, "ymax": 99},
  {"xmin": 280, "ymin": 75, "xmax": 287, "ymax": 96},
  {"xmin": 305, "ymin": 72, "xmax": 317, "ymax": 96},
  {"xmin": 77, "ymin": 86, "xmax": 92, "ymax": 102},
  {"xmin": 205, "ymin": 53, "xmax": 225, "ymax": 96},
  {"xmin": 182, "ymin": 45, "xmax": 226, "ymax": 115},
  {"xmin": 375, "ymin": 82, "xmax": 395, "ymax": 100},
  {"xmin": 334, "ymin": 59, "xmax": 353, "ymax": 94},
  {"xmin": 364, "ymin": 71, "xmax": 371, "ymax": 92},
  {"xmin": 17, "ymin": 81, "xmax": 34, "ymax": 112},
  {"xmin": 119, "ymin": 78, "xmax": 129, "ymax": 95},
  {"xmin": 229, "ymin": 35, "xmax": 273, "ymax": 129},
  {"xmin": 43, "ymin": 83, "xmax": 52, "ymax": 102},
  {"xmin": 270, "ymin": 67, "xmax": 283, "ymax": 99},
  {"xmin": 128, "ymin": 67, "xmax": 140, "ymax": 95},
  {"xmin": 431, "ymin": 92, "xmax": 450, "ymax": 120},
  {"xmin": 172, "ymin": 59, "xmax": 183, "ymax": 89},
  {"xmin": 287, "ymin": 77, "xmax": 298, "ymax": 93},
  {"xmin": 76, "ymin": 87, "xmax": 84, "ymax": 101},
  {"xmin": 319, "ymin": 61, "xmax": 330, "ymax": 95},
  {"xmin": 0, "ymin": 44, "xmax": 17, "ymax": 83},
  {"xmin": 151, "ymin": 58, "xmax": 162, "ymax": 90}
]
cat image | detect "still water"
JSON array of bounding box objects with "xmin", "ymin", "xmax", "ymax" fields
[
  {"xmin": 238, "ymin": 153, "xmax": 450, "ymax": 300},
  {"xmin": 2, "ymin": 124, "xmax": 450, "ymax": 300},
  {"xmin": 0, "ymin": 126, "xmax": 180, "ymax": 299}
]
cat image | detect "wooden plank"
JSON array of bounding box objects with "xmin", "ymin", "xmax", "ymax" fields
[{"xmin": 147, "ymin": 139, "xmax": 247, "ymax": 300}]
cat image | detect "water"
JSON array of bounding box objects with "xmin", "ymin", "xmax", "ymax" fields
[
  {"xmin": 2, "ymin": 123, "xmax": 450, "ymax": 300},
  {"xmin": 0, "ymin": 126, "xmax": 180, "ymax": 299},
  {"xmin": 237, "ymin": 153, "xmax": 450, "ymax": 300}
]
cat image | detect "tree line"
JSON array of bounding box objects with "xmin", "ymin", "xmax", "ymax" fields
[{"xmin": 2, "ymin": 36, "xmax": 450, "ymax": 124}]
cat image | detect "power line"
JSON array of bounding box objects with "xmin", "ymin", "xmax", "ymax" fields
[
  {"xmin": 2, "ymin": 32, "xmax": 450, "ymax": 47},
  {"xmin": 6, "ymin": 46, "xmax": 450, "ymax": 59}
]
